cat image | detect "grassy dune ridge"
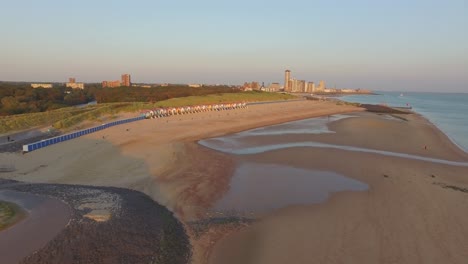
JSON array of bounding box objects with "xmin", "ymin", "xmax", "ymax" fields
[{"xmin": 0, "ymin": 92, "xmax": 295, "ymax": 133}]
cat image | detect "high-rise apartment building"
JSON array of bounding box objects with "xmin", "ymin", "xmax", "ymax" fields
[
  {"xmin": 121, "ymin": 74, "xmax": 131, "ymax": 87},
  {"xmin": 318, "ymin": 80, "xmax": 326, "ymax": 91},
  {"xmin": 290, "ymin": 79, "xmax": 306, "ymax": 92},
  {"xmin": 307, "ymin": 82, "xmax": 315, "ymax": 93},
  {"xmin": 284, "ymin": 70, "xmax": 291, "ymax": 92}
]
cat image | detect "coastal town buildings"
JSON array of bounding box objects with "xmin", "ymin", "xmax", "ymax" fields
[
  {"xmin": 307, "ymin": 82, "xmax": 315, "ymax": 93},
  {"xmin": 31, "ymin": 83, "xmax": 53, "ymax": 88},
  {"xmin": 284, "ymin": 70, "xmax": 291, "ymax": 92},
  {"xmin": 267, "ymin": 83, "xmax": 281, "ymax": 92},
  {"xmin": 318, "ymin": 80, "xmax": 326, "ymax": 91},
  {"xmin": 282, "ymin": 70, "xmax": 365, "ymax": 94},
  {"xmin": 102, "ymin": 80, "xmax": 121, "ymax": 88},
  {"xmin": 290, "ymin": 79, "xmax": 306, "ymax": 93},
  {"xmin": 102, "ymin": 74, "xmax": 131, "ymax": 88},
  {"xmin": 121, "ymin": 74, "xmax": 131, "ymax": 87},
  {"xmin": 66, "ymin": 77, "xmax": 84, "ymax": 89},
  {"xmin": 242, "ymin": 81, "xmax": 260, "ymax": 91}
]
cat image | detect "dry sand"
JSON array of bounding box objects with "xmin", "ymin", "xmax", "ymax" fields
[{"xmin": 1, "ymin": 100, "xmax": 467, "ymax": 264}]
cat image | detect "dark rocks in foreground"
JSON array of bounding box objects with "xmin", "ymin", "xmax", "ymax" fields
[{"xmin": 0, "ymin": 179, "xmax": 191, "ymax": 264}]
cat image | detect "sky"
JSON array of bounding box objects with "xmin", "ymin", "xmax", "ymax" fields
[{"xmin": 1, "ymin": 0, "xmax": 467, "ymax": 92}]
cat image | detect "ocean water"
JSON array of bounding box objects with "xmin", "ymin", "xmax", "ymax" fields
[{"xmin": 340, "ymin": 92, "xmax": 468, "ymax": 153}]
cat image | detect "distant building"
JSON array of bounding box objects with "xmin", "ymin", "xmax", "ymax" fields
[
  {"xmin": 66, "ymin": 83, "xmax": 85, "ymax": 89},
  {"xmin": 188, "ymin": 84, "xmax": 202, "ymax": 88},
  {"xmin": 307, "ymin": 82, "xmax": 315, "ymax": 93},
  {"xmin": 121, "ymin": 74, "xmax": 131, "ymax": 87},
  {"xmin": 323, "ymin": 88, "xmax": 337, "ymax": 93},
  {"xmin": 242, "ymin": 81, "xmax": 260, "ymax": 91},
  {"xmin": 318, "ymin": 80, "xmax": 326, "ymax": 91},
  {"xmin": 102, "ymin": 73, "xmax": 131, "ymax": 88},
  {"xmin": 31, "ymin": 83, "xmax": 53, "ymax": 88},
  {"xmin": 291, "ymin": 79, "xmax": 306, "ymax": 93},
  {"xmin": 102, "ymin": 80, "xmax": 121, "ymax": 88},
  {"xmin": 341, "ymin": 89, "xmax": 356, "ymax": 93},
  {"xmin": 66, "ymin": 77, "xmax": 84, "ymax": 89},
  {"xmin": 251, "ymin": 82, "xmax": 260, "ymax": 90},
  {"xmin": 284, "ymin": 70, "xmax": 291, "ymax": 92},
  {"xmin": 267, "ymin": 83, "xmax": 281, "ymax": 92}
]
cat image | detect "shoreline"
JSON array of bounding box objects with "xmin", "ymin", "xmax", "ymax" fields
[{"xmin": 338, "ymin": 93, "xmax": 468, "ymax": 154}]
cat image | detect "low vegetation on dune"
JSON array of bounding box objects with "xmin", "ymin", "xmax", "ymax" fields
[
  {"xmin": 0, "ymin": 201, "xmax": 24, "ymax": 230},
  {"xmin": 0, "ymin": 91, "xmax": 296, "ymax": 133},
  {"xmin": 152, "ymin": 91, "xmax": 295, "ymax": 108}
]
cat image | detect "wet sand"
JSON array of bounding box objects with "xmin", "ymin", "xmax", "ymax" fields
[
  {"xmin": 208, "ymin": 112, "xmax": 468, "ymax": 264},
  {"xmin": 0, "ymin": 190, "xmax": 71, "ymax": 264}
]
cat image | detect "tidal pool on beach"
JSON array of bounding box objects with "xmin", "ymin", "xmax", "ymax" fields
[
  {"xmin": 211, "ymin": 162, "xmax": 368, "ymax": 215},
  {"xmin": 199, "ymin": 114, "xmax": 354, "ymax": 153},
  {"xmin": 200, "ymin": 114, "xmax": 468, "ymax": 167}
]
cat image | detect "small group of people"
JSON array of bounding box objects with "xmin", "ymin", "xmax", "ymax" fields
[{"xmin": 142, "ymin": 102, "xmax": 248, "ymax": 119}]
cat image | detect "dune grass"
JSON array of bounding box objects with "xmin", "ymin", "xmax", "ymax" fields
[
  {"xmin": 153, "ymin": 91, "xmax": 295, "ymax": 108},
  {"xmin": 0, "ymin": 201, "xmax": 25, "ymax": 231},
  {"xmin": 0, "ymin": 92, "xmax": 296, "ymax": 133}
]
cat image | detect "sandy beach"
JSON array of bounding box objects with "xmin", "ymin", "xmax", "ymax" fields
[
  {"xmin": 1, "ymin": 99, "xmax": 468, "ymax": 263},
  {"xmin": 209, "ymin": 112, "xmax": 468, "ymax": 264}
]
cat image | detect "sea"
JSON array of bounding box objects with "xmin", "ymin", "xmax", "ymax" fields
[{"xmin": 340, "ymin": 91, "xmax": 468, "ymax": 153}]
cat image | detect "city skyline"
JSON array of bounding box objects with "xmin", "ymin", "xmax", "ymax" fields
[{"xmin": 1, "ymin": 1, "xmax": 467, "ymax": 92}]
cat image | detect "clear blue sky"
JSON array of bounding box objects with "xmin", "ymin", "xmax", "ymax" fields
[{"xmin": 1, "ymin": 0, "xmax": 467, "ymax": 91}]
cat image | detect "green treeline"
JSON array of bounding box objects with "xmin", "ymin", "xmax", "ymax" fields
[
  {"xmin": 0, "ymin": 83, "xmax": 99, "ymax": 116},
  {"xmin": 0, "ymin": 83, "xmax": 239, "ymax": 116}
]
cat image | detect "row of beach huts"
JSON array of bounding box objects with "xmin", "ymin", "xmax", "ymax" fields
[{"xmin": 141, "ymin": 102, "xmax": 247, "ymax": 119}]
